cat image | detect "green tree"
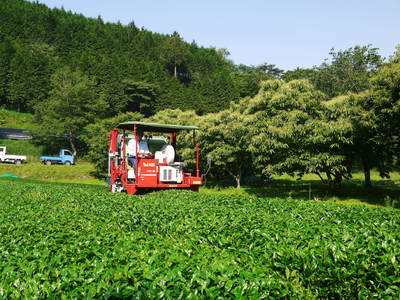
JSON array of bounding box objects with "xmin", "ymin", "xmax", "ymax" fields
[
  {"xmin": 313, "ymin": 45, "xmax": 383, "ymax": 98},
  {"xmin": 282, "ymin": 67, "xmax": 317, "ymax": 82},
  {"xmin": 160, "ymin": 31, "xmax": 189, "ymax": 79},
  {"xmin": 0, "ymin": 0, "xmax": 239, "ymax": 115},
  {"xmin": 35, "ymin": 66, "xmax": 108, "ymax": 155},
  {"xmin": 7, "ymin": 42, "xmax": 54, "ymax": 112},
  {"xmin": 199, "ymin": 106, "xmax": 253, "ymax": 188},
  {"xmin": 346, "ymin": 48, "xmax": 400, "ymax": 186},
  {"xmin": 246, "ymin": 80, "xmax": 353, "ymax": 193},
  {"xmin": 232, "ymin": 63, "xmax": 282, "ymax": 98},
  {"xmin": 0, "ymin": 38, "xmax": 15, "ymax": 107},
  {"xmin": 146, "ymin": 108, "xmax": 253, "ymax": 187},
  {"xmin": 123, "ymin": 79, "xmax": 158, "ymax": 116},
  {"xmin": 255, "ymin": 63, "xmax": 284, "ymax": 79},
  {"xmin": 198, "ymin": 71, "xmax": 240, "ymax": 113}
]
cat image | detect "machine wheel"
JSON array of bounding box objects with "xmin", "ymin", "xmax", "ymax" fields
[
  {"xmin": 45, "ymin": 160, "xmax": 52, "ymax": 166},
  {"xmin": 14, "ymin": 160, "xmax": 22, "ymax": 165},
  {"xmin": 64, "ymin": 161, "xmax": 71, "ymax": 166}
]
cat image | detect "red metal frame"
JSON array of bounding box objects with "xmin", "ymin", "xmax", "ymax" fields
[{"xmin": 108, "ymin": 124, "xmax": 202, "ymax": 195}]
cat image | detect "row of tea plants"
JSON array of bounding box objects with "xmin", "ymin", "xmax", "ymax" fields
[{"xmin": 0, "ymin": 179, "xmax": 399, "ymax": 298}]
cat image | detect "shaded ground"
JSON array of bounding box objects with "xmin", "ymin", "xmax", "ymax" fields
[
  {"xmin": 243, "ymin": 179, "xmax": 400, "ymax": 207},
  {"xmin": 202, "ymin": 171, "xmax": 400, "ymax": 208}
]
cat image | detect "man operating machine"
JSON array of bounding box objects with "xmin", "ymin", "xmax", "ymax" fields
[{"xmin": 108, "ymin": 121, "xmax": 202, "ymax": 194}]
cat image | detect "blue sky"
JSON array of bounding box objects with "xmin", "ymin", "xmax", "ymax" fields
[{"xmin": 31, "ymin": 0, "xmax": 399, "ymax": 70}]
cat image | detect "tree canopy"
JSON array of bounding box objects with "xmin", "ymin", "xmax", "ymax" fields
[{"xmin": 34, "ymin": 67, "xmax": 108, "ymax": 155}]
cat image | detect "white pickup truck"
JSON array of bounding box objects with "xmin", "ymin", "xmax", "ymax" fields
[{"xmin": 0, "ymin": 146, "xmax": 27, "ymax": 165}]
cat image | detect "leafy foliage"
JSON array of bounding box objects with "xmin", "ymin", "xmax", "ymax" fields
[
  {"xmin": 241, "ymin": 80, "xmax": 352, "ymax": 191},
  {"xmin": 0, "ymin": 0, "xmax": 239, "ymax": 115},
  {"xmin": 0, "ymin": 179, "xmax": 399, "ymax": 298},
  {"xmin": 335, "ymin": 49, "xmax": 400, "ymax": 186},
  {"xmin": 313, "ymin": 45, "xmax": 383, "ymax": 98},
  {"xmin": 34, "ymin": 66, "xmax": 108, "ymax": 155},
  {"xmin": 122, "ymin": 80, "xmax": 158, "ymax": 117},
  {"xmin": 0, "ymin": 108, "xmax": 37, "ymax": 129},
  {"xmin": 146, "ymin": 108, "xmax": 253, "ymax": 187},
  {"xmin": 232, "ymin": 63, "xmax": 282, "ymax": 98},
  {"xmin": 199, "ymin": 104, "xmax": 254, "ymax": 188},
  {"xmin": 160, "ymin": 31, "xmax": 190, "ymax": 80},
  {"xmin": 6, "ymin": 41, "xmax": 55, "ymax": 112},
  {"xmin": 282, "ymin": 67, "xmax": 318, "ymax": 82}
]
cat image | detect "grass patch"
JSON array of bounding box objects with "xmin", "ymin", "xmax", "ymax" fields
[
  {"xmin": 0, "ymin": 139, "xmax": 45, "ymax": 160},
  {"xmin": 0, "ymin": 161, "xmax": 104, "ymax": 185},
  {"xmin": 0, "ymin": 108, "xmax": 37, "ymax": 129},
  {"xmin": 0, "ymin": 109, "xmax": 44, "ymax": 159}
]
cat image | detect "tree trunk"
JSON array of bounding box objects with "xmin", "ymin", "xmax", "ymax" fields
[
  {"xmin": 227, "ymin": 169, "xmax": 241, "ymax": 188},
  {"xmin": 69, "ymin": 136, "xmax": 77, "ymax": 156},
  {"xmin": 326, "ymin": 171, "xmax": 335, "ymax": 195},
  {"xmin": 316, "ymin": 172, "xmax": 326, "ymax": 184},
  {"xmin": 362, "ymin": 157, "xmax": 372, "ymax": 188},
  {"xmin": 326, "ymin": 173, "xmax": 342, "ymax": 195},
  {"xmin": 327, "ymin": 181, "xmax": 334, "ymax": 195},
  {"xmin": 174, "ymin": 64, "xmax": 177, "ymax": 78},
  {"xmin": 234, "ymin": 175, "xmax": 241, "ymax": 189},
  {"xmin": 334, "ymin": 174, "xmax": 342, "ymax": 190}
]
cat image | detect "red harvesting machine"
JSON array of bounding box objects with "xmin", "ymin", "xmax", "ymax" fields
[{"xmin": 108, "ymin": 121, "xmax": 202, "ymax": 194}]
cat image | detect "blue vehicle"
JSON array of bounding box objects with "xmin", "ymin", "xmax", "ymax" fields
[{"xmin": 40, "ymin": 149, "xmax": 75, "ymax": 165}]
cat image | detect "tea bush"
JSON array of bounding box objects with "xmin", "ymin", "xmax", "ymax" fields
[{"xmin": 0, "ymin": 179, "xmax": 399, "ymax": 298}]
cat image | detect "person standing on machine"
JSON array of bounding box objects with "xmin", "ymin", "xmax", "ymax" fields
[{"xmin": 127, "ymin": 134, "xmax": 150, "ymax": 170}]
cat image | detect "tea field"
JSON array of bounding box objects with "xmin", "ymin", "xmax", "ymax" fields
[{"xmin": 0, "ymin": 178, "xmax": 399, "ymax": 298}]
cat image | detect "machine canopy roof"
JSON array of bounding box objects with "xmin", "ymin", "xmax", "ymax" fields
[{"xmin": 116, "ymin": 121, "xmax": 199, "ymax": 133}]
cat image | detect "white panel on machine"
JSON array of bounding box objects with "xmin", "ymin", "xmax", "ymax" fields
[
  {"xmin": 159, "ymin": 166, "xmax": 182, "ymax": 183},
  {"xmin": 155, "ymin": 145, "xmax": 175, "ymax": 164},
  {"xmin": 128, "ymin": 169, "xmax": 135, "ymax": 179}
]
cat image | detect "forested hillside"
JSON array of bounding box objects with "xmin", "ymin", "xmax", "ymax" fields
[{"xmin": 0, "ymin": 0, "xmax": 246, "ymax": 115}]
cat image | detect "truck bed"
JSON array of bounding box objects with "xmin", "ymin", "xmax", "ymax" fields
[
  {"xmin": 3, "ymin": 154, "xmax": 27, "ymax": 160},
  {"xmin": 40, "ymin": 156, "xmax": 62, "ymax": 161}
]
